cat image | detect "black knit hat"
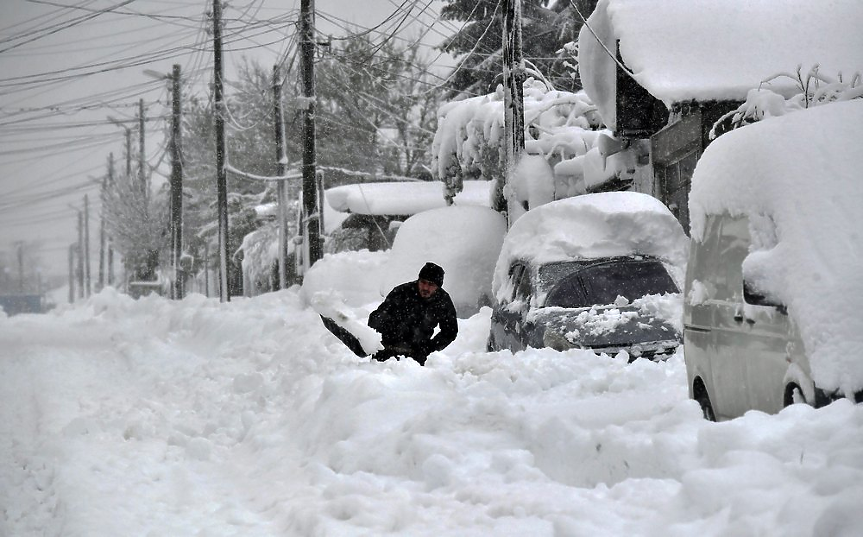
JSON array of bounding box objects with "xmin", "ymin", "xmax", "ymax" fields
[{"xmin": 418, "ymin": 262, "xmax": 444, "ymax": 287}]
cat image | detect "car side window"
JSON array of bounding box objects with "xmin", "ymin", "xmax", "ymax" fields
[
  {"xmin": 507, "ymin": 263, "xmax": 526, "ymax": 302},
  {"xmin": 514, "ymin": 266, "xmax": 532, "ymax": 302}
]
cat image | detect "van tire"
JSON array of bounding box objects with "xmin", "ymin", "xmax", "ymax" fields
[
  {"xmin": 784, "ymin": 383, "xmax": 806, "ymax": 407},
  {"xmin": 693, "ymin": 379, "xmax": 716, "ymax": 421}
]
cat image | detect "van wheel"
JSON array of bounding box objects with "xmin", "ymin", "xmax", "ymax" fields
[
  {"xmin": 784, "ymin": 383, "xmax": 806, "ymax": 407},
  {"xmin": 693, "ymin": 379, "xmax": 716, "ymax": 422}
]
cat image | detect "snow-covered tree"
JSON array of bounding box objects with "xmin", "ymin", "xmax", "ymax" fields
[{"xmin": 439, "ymin": 0, "xmax": 598, "ymax": 98}]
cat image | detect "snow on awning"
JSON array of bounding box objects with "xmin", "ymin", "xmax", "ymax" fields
[{"xmin": 578, "ymin": 0, "xmax": 863, "ymax": 128}]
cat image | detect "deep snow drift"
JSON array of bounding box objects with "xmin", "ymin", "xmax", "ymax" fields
[{"xmin": 2, "ymin": 273, "xmax": 862, "ymax": 536}]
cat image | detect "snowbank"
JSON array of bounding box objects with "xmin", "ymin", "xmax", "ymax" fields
[
  {"xmin": 3, "ymin": 287, "xmax": 863, "ymax": 535},
  {"xmin": 689, "ymin": 100, "xmax": 863, "ymax": 394},
  {"xmin": 300, "ymin": 249, "xmax": 390, "ymax": 308}
]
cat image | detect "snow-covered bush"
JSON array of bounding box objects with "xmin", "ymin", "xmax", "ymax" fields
[{"xmin": 431, "ymin": 78, "xmax": 627, "ymax": 214}]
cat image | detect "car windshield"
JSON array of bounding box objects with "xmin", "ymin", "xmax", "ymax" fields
[{"xmin": 545, "ymin": 259, "xmax": 678, "ymax": 308}]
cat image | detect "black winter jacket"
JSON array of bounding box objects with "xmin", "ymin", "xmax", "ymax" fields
[{"xmin": 368, "ymin": 280, "xmax": 458, "ymax": 364}]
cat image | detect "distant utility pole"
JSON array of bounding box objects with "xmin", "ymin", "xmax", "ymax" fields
[
  {"xmin": 170, "ymin": 63, "xmax": 184, "ymax": 300},
  {"xmin": 273, "ymin": 64, "xmax": 288, "ymax": 289},
  {"xmin": 76, "ymin": 210, "xmax": 84, "ymax": 299},
  {"xmin": 16, "ymin": 242, "xmax": 24, "ymax": 292},
  {"xmin": 68, "ymin": 244, "xmax": 75, "ymax": 303},
  {"xmin": 84, "ymin": 194, "xmax": 91, "ymax": 297},
  {"xmin": 300, "ymin": 0, "xmax": 322, "ymax": 266},
  {"xmin": 502, "ymin": 0, "xmax": 525, "ymax": 226},
  {"xmin": 213, "ymin": 0, "xmax": 230, "ymax": 302},
  {"xmin": 99, "ymin": 154, "xmax": 113, "ymax": 291}
]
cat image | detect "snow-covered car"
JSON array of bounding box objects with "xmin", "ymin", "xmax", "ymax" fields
[
  {"xmin": 684, "ymin": 100, "xmax": 863, "ymax": 421},
  {"xmin": 487, "ymin": 192, "xmax": 688, "ymax": 359},
  {"xmin": 379, "ymin": 205, "xmax": 507, "ymax": 318}
]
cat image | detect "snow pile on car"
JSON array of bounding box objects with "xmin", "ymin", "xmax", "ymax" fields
[
  {"xmin": 493, "ymin": 191, "xmax": 688, "ymax": 302},
  {"xmin": 380, "ymin": 205, "xmax": 507, "ymax": 317},
  {"xmin": 689, "ymin": 100, "xmax": 863, "ymax": 394}
]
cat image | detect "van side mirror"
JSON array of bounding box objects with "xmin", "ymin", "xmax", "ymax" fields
[{"xmin": 743, "ymin": 280, "xmax": 787, "ymax": 314}]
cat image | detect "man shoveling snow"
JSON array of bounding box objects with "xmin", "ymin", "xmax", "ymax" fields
[{"xmin": 316, "ymin": 262, "xmax": 458, "ymax": 365}]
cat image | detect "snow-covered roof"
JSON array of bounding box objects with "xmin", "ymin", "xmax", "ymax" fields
[
  {"xmin": 324, "ymin": 180, "xmax": 491, "ymax": 216},
  {"xmin": 689, "ymin": 100, "xmax": 863, "ymax": 394},
  {"xmin": 578, "ymin": 0, "xmax": 863, "ymax": 129},
  {"xmin": 493, "ymin": 191, "xmax": 688, "ymax": 299}
]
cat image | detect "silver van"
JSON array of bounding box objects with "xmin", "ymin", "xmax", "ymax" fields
[
  {"xmin": 683, "ymin": 213, "xmax": 813, "ymax": 420},
  {"xmin": 683, "ymin": 101, "xmax": 863, "ymax": 421}
]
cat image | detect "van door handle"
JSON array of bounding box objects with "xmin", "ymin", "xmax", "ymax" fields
[{"xmin": 733, "ymin": 309, "xmax": 755, "ymax": 325}]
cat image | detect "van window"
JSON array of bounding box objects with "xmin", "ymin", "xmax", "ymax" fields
[
  {"xmin": 713, "ymin": 215, "xmax": 751, "ymax": 301},
  {"xmin": 686, "ymin": 214, "xmax": 722, "ymax": 285}
]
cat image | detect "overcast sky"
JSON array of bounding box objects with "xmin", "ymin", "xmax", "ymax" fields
[{"xmin": 0, "ymin": 0, "xmax": 452, "ymax": 280}]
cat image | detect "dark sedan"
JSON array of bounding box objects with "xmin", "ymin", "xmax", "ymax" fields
[{"xmin": 487, "ymin": 255, "xmax": 681, "ymax": 360}]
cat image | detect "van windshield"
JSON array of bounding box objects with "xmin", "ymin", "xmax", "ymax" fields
[{"xmin": 545, "ymin": 259, "xmax": 678, "ymax": 308}]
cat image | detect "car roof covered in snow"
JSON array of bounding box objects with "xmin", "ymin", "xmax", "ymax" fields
[
  {"xmin": 492, "ymin": 191, "xmax": 688, "ymax": 300},
  {"xmin": 324, "ymin": 180, "xmax": 491, "ymax": 216}
]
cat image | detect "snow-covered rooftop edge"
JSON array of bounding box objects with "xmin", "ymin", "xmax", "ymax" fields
[{"xmin": 578, "ymin": 0, "xmax": 863, "ymax": 127}]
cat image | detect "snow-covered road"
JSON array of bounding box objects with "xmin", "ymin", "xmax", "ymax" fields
[{"xmin": 2, "ymin": 288, "xmax": 862, "ymax": 536}]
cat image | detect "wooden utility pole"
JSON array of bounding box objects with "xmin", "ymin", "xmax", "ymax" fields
[
  {"xmin": 273, "ymin": 65, "xmax": 288, "ymax": 289},
  {"xmin": 502, "ymin": 0, "xmax": 525, "ymax": 226},
  {"xmin": 68, "ymin": 244, "xmax": 75, "ymax": 303},
  {"xmin": 300, "ymin": 0, "xmax": 322, "ymax": 267},
  {"xmin": 213, "ymin": 0, "xmax": 230, "ymax": 302},
  {"xmin": 138, "ymin": 98, "xmax": 147, "ymax": 202},
  {"xmin": 124, "ymin": 126, "xmax": 132, "ymax": 178},
  {"xmin": 170, "ymin": 63, "xmax": 184, "ymax": 300},
  {"xmin": 84, "ymin": 194, "xmax": 91, "ymax": 297}
]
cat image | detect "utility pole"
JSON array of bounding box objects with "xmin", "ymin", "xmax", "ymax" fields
[
  {"xmin": 502, "ymin": 0, "xmax": 525, "ymax": 226},
  {"xmin": 273, "ymin": 64, "xmax": 288, "ymax": 289},
  {"xmin": 76, "ymin": 210, "xmax": 84, "ymax": 299},
  {"xmin": 107, "ymin": 155, "xmax": 115, "ymax": 288},
  {"xmin": 300, "ymin": 0, "xmax": 322, "ymax": 266},
  {"xmin": 213, "ymin": 0, "xmax": 230, "ymax": 302},
  {"xmin": 16, "ymin": 242, "xmax": 24, "ymax": 292},
  {"xmin": 138, "ymin": 98, "xmax": 147, "ymax": 202},
  {"xmin": 84, "ymin": 194, "xmax": 91, "ymax": 297},
  {"xmin": 68, "ymin": 244, "xmax": 75, "ymax": 303},
  {"xmin": 99, "ymin": 155, "xmax": 111, "ymax": 291},
  {"xmin": 124, "ymin": 126, "xmax": 132, "ymax": 178},
  {"xmin": 170, "ymin": 63, "xmax": 184, "ymax": 300}
]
